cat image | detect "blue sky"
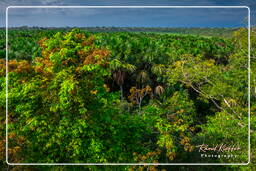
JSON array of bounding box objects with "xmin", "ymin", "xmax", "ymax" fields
[{"xmin": 0, "ymin": 0, "xmax": 255, "ymax": 28}]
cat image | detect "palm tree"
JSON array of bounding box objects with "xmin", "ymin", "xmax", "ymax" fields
[
  {"xmin": 113, "ymin": 69, "xmax": 126, "ymax": 100},
  {"xmin": 110, "ymin": 59, "xmax": 136, "ymax": 100},
  {"xmin": 136, "ymin": 70, "xmax": 149, "ymax": 87},
  {"xmin": 155, "ymin": 85, "xmax": 165, "ymax": 96}
]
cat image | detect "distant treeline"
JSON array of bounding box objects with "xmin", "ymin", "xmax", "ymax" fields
[{"xmin": 1, "ymin": 26, "xmax": 241, "ymax": 37}]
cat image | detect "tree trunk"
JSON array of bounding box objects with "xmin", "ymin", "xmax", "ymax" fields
[
  {"xmin": 120, "ymin": 85, "xmax": 124, "ymax": 100},
  {"xmin": 138, "ymin": 97, "xmax": 142, "ymax": 110}
]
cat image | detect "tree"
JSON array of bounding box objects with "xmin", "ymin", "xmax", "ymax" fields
[
  {"xmin": 110, "ymin": 59, "xmax": 136, "ymax": 100},
  {"xmin": 128, "ymin": 85, "xmax": 152, "ymax": 110}
]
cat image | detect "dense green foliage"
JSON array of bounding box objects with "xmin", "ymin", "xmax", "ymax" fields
[
  {"xmin": 4, "ymin": 26, "xmax": 237, "ymax": 36},
  {"xmin": 0, "ymin": 28, "xmax": 234, "ymax": 61},
  {"xmin": 0, "ymin": 27, "xmax": 255, "ymax": 170}
]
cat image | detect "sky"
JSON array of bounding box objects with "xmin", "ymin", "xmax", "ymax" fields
[{"xmin": 0, "ymin": 0, "xmax": 255, "ymax": 28}]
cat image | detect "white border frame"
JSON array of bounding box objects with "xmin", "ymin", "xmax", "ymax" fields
[{"xmin": 5, "ymin": 6, "xmax": 251, "ymax": 166}]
